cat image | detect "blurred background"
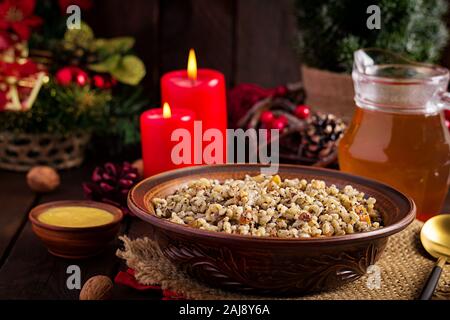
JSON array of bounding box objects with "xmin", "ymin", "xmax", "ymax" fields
[
  {"xmin": 1, "ymin": 0, "xmax": 449, "ymax": 162},
  {"xmin": 84, "ymin": 0, "xmax": 450, "ymax": 97}
]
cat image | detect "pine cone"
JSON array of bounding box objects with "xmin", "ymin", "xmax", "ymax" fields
[
  {"xmin": 299, "ymin": 112, "xmax": 346, "ymax": 160},
  {"xmin": 83, "ymin": 162, "xmax": 140, "ymax": 215}
]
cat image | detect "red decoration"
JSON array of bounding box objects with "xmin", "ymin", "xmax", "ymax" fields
[
  {"xmin": 446, "ymin": 119, "xmax": 450, "ymax": 131},
  {"xmin": 0, "ymin": 30, "xmax": 13, "ymax": 50},
  {"xmin": 0, "ymin": 59, "xmax": 38, "ymax": 78},
  {"xmin": 273, "ymin": 85, "xmax": 288, "ymax": 97},
  {"xmin": 228, "ymin": 84, "xmax": 283, "ymax": 128},
  {"xmin": 278, "ymin": 115, "xmax": 289, "ymax": 126},
  {"xmin": 55, "ymin": 67, "xmax": 89, "ymax": 87},
  {"xmin": 114, "ymin": 268, "xmax": 185, "ymax": 300},
  {"xmin": 92, "ymin": 74, "xmax": 116, "ymax": 89},
  {"xmin": 92, "ymin": 74, "xmax": 105, "ymax": 89},
  {"xmin": 75, "ymin": 71, "xmax": 88, "ymax": 86},
  {"xmin": 271, "ymin": 115, "xmax": 288, "ymax": 130},
  {"xmin": 295, "ymin": 104, "xmax": 311, "ymax": 119},
  {"xmin": 0, "ymin": 0, "xmax": 42, "ymax": 40},
  {"xmin": 260, "ymin": 110, "xmax": 274, "ymax": 125},
  {"xmin": 55, "ymin": 67, "xmax": 72, "ymax": 86}
]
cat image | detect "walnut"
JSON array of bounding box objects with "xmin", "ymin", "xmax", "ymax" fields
[
  {"xmin": 79, "ymin": 275, "xmax": 113, "ymax": 300},
  {"xmin": 26, "ymin": 166, "xmax": 60, "ymax": 193}
]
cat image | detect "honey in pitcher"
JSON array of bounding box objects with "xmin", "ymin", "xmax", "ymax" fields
[{"xmin": 338, "ymin": 107, "xmax": 450, "ymax": 221}]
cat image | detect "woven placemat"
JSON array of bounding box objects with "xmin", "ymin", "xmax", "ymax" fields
[{"xmin": 116, "ymin": 220, "xmax": 450, "ymax": 300}]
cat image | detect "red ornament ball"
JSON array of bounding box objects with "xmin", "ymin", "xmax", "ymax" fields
[
  {"xmin": 76, "ymin": 70, "xmax": 88, "ymax": 86},
  {"xmin": 295, "ymin": 105, "xmax": 311, "ymax": 119},
  {"xmin": 260, "ymin": 110, "xmax": 274, "ymax": 125},
  {"xmin": 93, "ymin": 74, "xmax": 117, "ymax": 89},
  {"xmin": 55, "ymin": 67, "xmax": 89, "ymax": 87},
  {"xmin": 55, "ymin": 67, "xmax": 73, "ymax": 86}
]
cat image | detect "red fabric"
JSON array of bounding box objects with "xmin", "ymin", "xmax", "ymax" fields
[
  {"xmin": 114, "ymin": 268, "xmax": 161, "ymax": 291},
  {"xmin": 114, "ymin": 268, "xmax": 186, "ymax": 300}
]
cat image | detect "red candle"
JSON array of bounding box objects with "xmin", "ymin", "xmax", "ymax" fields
[
  {"xmin": 161, "ymin": 49, "xmax": 227, "ymax": 163},
  {"xmin": 140, "ymin": 103, "xmax": 195, "ymax": 177}
]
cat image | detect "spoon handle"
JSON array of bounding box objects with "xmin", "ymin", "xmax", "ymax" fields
[{"xmin": 419, "ymin": 257, "xmax": 446, "ymax": 300}]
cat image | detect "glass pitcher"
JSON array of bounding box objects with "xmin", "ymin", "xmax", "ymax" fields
[{"xmin": 338, "ymin": 48, "xmax": 450, "ymax": 221}]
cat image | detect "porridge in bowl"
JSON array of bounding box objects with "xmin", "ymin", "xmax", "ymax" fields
[{"xmin": 152, "ymin": 174, "xmax": 382, "ymax": 238}]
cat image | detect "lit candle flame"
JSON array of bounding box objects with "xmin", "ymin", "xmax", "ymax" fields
[
  {"xmin": 187, "ymin": 48, "xmax": 197, "ymax": 81},
  {"xmin": 163, "ymin": 102, "xmax": 172, "ymax": 118}
]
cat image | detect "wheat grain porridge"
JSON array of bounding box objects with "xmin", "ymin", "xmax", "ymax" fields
[{"xmin": 151, "ymin": 174, "xmax": 382, "ymax": 238}]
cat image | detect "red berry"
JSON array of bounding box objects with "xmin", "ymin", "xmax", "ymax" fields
[
  {"xmin": 93, "ymin": 75, "xmax": 106, "ymax": 88},
  {"xmin": 260, "ymin": 111, "xmax": 274, "ymax": 125},
  {"xmin": 295, "ymin": 105, "xmax": 310, "ymax": 119},
  {"xmin": 446, "ymin": 119, "xmax": 450, "ymax": 131},
  {"xmin": 271, "ymin": 116, "xmax": 287, "ymax": 130},
  {"xmin": 444, "ymin": 109, "xmax": 450, "ymax": 121},
  {"xmin": 56, "ymin": 67, "xmax": 89, "ymax": 86},
  {"xmin": 278, "ymin": 115, "xmax": 289, "ymax": 126}
]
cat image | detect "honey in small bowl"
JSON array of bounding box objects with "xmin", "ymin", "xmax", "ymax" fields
[
  {"xmin": 29, "ymin": 200, "xmax": 123, "ymax": 259},
  {"xmin": 38, "ymin": 206, "xmax": 114, "ymax": 228}
]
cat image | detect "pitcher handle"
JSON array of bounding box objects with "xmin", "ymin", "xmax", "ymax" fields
[{"xmin": 437, "ymin": 91, "xmax": 450, "ymax": 110}]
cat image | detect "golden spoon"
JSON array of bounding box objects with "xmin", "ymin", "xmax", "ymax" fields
[{"xmin": 419, "ymin": 214, "xmax": 450, "ymax": 300}]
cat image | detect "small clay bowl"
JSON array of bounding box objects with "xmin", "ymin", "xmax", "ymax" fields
[
  {"xmin": 129, "ymin": 164, "xmax": 416, "ymax": 295},
  {"xmin": 29, "ymin": 200, "xmax": 123, "ymax": 259}
]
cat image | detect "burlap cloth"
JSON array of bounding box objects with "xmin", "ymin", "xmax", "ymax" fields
[{"xmin": 116, "ymin": 220, "xmax": 449, "ymax": 300}]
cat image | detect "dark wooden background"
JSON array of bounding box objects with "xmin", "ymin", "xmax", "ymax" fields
[
  {"xmin": 85, "ymin": 0, "xmax": 300, "ymax": 101},
  {"xmin": 85, "ymin": 0, "xmax": 450, "ymax": 104}
]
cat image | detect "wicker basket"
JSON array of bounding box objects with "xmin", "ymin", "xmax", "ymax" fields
[{"xmin": 0, "ymin": 131, "xmax": 91, "ymax": 171}]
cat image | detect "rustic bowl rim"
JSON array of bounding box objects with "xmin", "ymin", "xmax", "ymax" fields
[
  {"xmin": 29, "ymin": 200, "xmax": 123, "ymax": 232},
  {"xmin": 128, "ymin": 164, "xmax": 416, "ymax": 244}
]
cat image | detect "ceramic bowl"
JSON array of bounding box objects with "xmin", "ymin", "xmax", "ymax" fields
[
  {"xmin": 29, "ymin": 200, "xmax": 123, "ymax": 259},
  {"xmin": 128, "ymin": 164, "xmax": 415, "ymax": 295}
]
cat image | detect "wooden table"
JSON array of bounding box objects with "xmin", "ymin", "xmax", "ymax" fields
[
  {"xmin": 0, "ymin": 164, "xmax": 160, "ymax": 300},
  {"xmin": 0, "ymin": 164, "xmax": 449, "ymax": 300}
]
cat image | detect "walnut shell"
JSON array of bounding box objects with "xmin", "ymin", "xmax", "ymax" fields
[
  {"xmin": 26, "ymin": 166, "xmax": 60, "ymax": 193},
  {"xmin": 79, "ymin": 275, "xmax": 113, "ymax": 300}
]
